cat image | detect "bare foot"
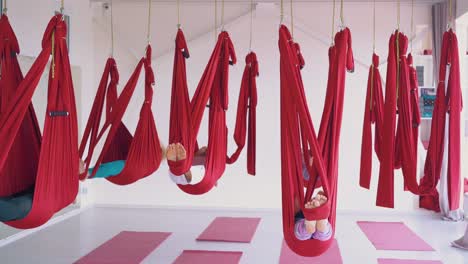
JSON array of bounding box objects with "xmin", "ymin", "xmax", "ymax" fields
[
  {"xmin": 315, "ymin": 191, "xmax": 329, "ymax": 232},
  {"xmin": 176, "ymin": 143, "xmax": 187, "ymax": 161},
  {"xmin": 166, "ymin": 144, "xmax": 177, "ymax": 161},
  {"xmin": 304, "ymin": 198, "xmax": 319, "ymax": 234}
]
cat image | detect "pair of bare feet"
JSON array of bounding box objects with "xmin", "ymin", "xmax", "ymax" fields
[
  {"xmin": 304, "ymin": 191, "xmax": 329, "ymax": 234},
  {"xmin": 166, "ymin": 143, "xmax": 209, "ymax": 184},
  {"xmin": 166, "ymin": 143, "xmax": 192, "ymax": 183}
]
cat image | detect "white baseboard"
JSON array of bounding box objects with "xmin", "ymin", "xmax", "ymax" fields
[{"xmin": 0, "ymin": 205, "xmax": 91, "ymax": 248}]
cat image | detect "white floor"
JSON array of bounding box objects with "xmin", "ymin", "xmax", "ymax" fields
[{"xmin": 0, "ymin": 207, "xmax": 466, "ymax": 264}]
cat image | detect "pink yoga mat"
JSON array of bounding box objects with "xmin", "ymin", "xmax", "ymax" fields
[
  {"xmin": 75, "ymin": 231, "xmax": 171, "ymax": 264},
  {"xmin": 378, "ymin": 259, "xmax": 443, "ymax": 264},
  {"xmin": 172, "ymin": 250, "xmax": 242, "ymax": 264},
  {"xmin": 279, "ymin": 239, "xmax": 343, "ymax": 264},
  {"xmin": 197, "ymin": 217, "xmax": 261, "ymax": 243},
  {"xmin": 357, "ymin": 221, "xmax": 434, "ymax": 251}
]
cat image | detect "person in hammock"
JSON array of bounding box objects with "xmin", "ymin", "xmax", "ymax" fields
[
  {"xmin": 165, "ymin": 143, "xmax": 208, "ymax": 185},
  {"xmin": 293, "ymin": 157, "xmax": 333, "ymax": 241}
]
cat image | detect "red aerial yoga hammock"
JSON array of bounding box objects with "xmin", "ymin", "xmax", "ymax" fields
[
  {"xmin": 79, "ymin": 46, "xmax": 162, "ymax": 185},
  {"xmin": 0, "ymin": 14, "xmax": 79, "ymax": 229},
  {"xmin": 226, "ymin": 51, "xmax": 258, "ymax": 175},
  {"xmin": 0, "ymin": 15, "xmax": 41, "ymax": 198},
  {"xmin": 374, "ymin": 31, "xmax": 430, "ymax": 208},
  {"xmin": 360, "ymin": 53, "xmax": 384, "ymax": 189},
  {"xmin": 169, "ymin": 29, "xmax": 258, "ymax": 195},
  {"xmin": 419, "ymin": 29, "xmax": 463, "ymax": 212},
  {"xmin": 279, "ymin": 24, "xmax": 354, "ymax": 257}
]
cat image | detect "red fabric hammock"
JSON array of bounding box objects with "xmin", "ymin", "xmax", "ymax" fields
[
  {"xmin": 279, "ymin": 25, "xmax": 354, "ymax": 257},
  {"xmin": 0, "ymin": 15, "xmax": 41, "ymax": 198},
  {"xmin": 168, "ymin": 29, "xmax": 240, "ymax": 195},
  {"xmin": 419, "ymin": 30, "xmax": 463, "ymax": 212},
  {"xmin": 79, "ymin": 46, "xmax": 162, "ymax": 185},
  {"xmin": 359, "ymin": 53, "xmax": 384, "ymax": 189},
  {"xmin": 376, "ymin": 32, "xmax": 429, "ymax": 208},
  {"xmin": 0, "ymin": 14, "xmax": 79, "ymax": 229},
  {"xmin": 225, "ymin": 52, "xmax": 258, "ymax": 175}
]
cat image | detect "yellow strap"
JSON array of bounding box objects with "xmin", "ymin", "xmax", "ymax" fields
[
  {"xmin": 215, "ymin": 0, "xmax": 217, "ymax": 40},
  {"xmin": 52, "ymin": 31, "xmax": 55, "ymax": 79},
  {"xmin": 397, "ymin": 0, "xmax": 400, "ymax": 30},
  {"xmin": 331, "ymin": 0, "xmax": 336, "ymax": 45},
  {"xmin": 340, "ymin": 0, "xmax": 344, "ymax": 27},
  {"xmin": 221, "ymin": 0, "xmax": 225, "ymax": 31},
  {"xmin": 280, "ymin": 0, "xmax": 284, "ymax": 24},
  {"xmin": 370, "ymin": 65, "xmax": 374, "ymax": 111},
  {"xmin": 147, "ymin": 0, "xmax": 152, "ymax": 44},
  {"xmin": 2, "ymin": 0, "xmax": 7, "ymax": 14},
  {"xmin": 411, "ymin": 0, "xmax": 414, "ymax": 52},
  {"xmin": 290, "ymin": 0, "xmax": 294, "ymax": 39},
  {"xmin": 110, "ymin": 0, "xmax": 114, "ymax": 57},
  {"xmin": 396, "ymin": 31, "xmax": 400, "ymax": 102},
  {"xmin": 177, "ymin": 0, "xmax": 181, "ymax": 28},
  {"xmin": 249, "ymin": 0, "xmax": 254, "ymax": 51},
  {"xmin": 373, "ymin": 0, "xmax": 376, "ymax": 52}
]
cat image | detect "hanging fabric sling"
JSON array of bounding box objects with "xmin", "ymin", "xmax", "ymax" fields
[
  {"xmin": 79, "ymin": 46, "xmax": 162, "ymax": 185},
  {"xmin": 279, "ymin": 24, "xmax": 354, "ymax": 257},
  {"xmin": 226, "ymin": 52, "xmax": 258, "ymax": 175},
  {"xmin": 374, "ymin": 31, "xmax": 430, "ymax": 208},
  {"xmin": 419, "ymin": 29, "xmax": 462, "ymax": 212},
  {"xmin": 359, "ymin": 53, "xmax": 384, "ymax": 189},
  {"xmin": 168, "ymin": 29, "xmax": 238, "ymax": 195},
  {"xmin": 0, "ymin": 14, "xmax": 79, "ymax": 229},
  {"xmin": 0, "ymin": 15, "xmax": 41, "ymax": 199}
]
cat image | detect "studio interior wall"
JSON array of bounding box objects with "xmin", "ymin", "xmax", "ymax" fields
[{"xmin": 88, "ymin": 1, "xmax": 441, "ymax": 213}]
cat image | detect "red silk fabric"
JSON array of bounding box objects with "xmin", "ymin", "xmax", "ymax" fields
[
  {"xmin": 419, "ymin": 30, "xmax": 463, "ymax": 212},
  {"xmin": 168, "ymin": 29, "xmax": 240, "ymax": 195},
  {"xmin": 0, "ymin": 15, "xmax": 41, "ymax": 197},
  {"xmin": 279, "ymin": 25, "xmax": 354, "ymax": 256},
  {"xmin": 0, "ymin": 15, "xmax": 79, "ymax": 229},
  {"xmin": 80, "ymin": 46, "xmax": 162, "ymax": 185},
  {"xmin": 226, "ymin": 52, "xmax": 258, "ymax": 176},
  {"xmin": 376, "ymin": 32, "xmax": 428, "ymax": 208},
  {"xmin": 359, "ymin": 53, "xmax": 384, "ymax": 189}
]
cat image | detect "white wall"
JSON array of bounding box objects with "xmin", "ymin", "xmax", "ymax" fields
[{"xmin": 87, "ymin": 2, "xmax": 436, "ymax": 212}]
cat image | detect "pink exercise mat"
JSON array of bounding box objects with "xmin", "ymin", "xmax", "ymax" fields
[
  {"xmin": 279, "ymin": 239, "xmax": 343, "ymax": 264},
  {"xmin": 75, "ymin": 231, "xmax": 171, "ymax": 264},
  {"xmin": 378, "ymin": 258, "xmax": 443, "ymax": 264},
  {"xmin": 196, "ymin": 217, "xmax": 261, "ymax": 243},
  {"xmin": 172, "ymin": 250, "xmax": 243, "ymax": 264},
  {"xmin": 357, "ymin": 221, "xmax": 434, "ymax": 251}
]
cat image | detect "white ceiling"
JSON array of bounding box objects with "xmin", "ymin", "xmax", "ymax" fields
[{"xmin": 91, "ymin": 0, "xmax": 442, "ymax": 61}]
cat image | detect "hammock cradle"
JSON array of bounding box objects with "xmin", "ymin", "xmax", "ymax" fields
[
  {"xmin": 279, "ymin": 24, "xmax": 354, "ymax": 257},
  {"xmin": 419, "ymin": 29, "xmax": 463, "ymax": 212},
  {"xmin": 168, "ymin": 28, "xmax": 257, "ymax": 195},
  {"xmin": 0, "ymin": 14, "xmax": 79, "ymax": 229},
  {"xmin": 79, "ymin": 46, "xmax": 162, "ymax": 185}
]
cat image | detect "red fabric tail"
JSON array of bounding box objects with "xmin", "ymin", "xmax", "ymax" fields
[
  {"xmin": 226, "ymin": 52, "xmax": 259, "ymax": 176},
  {"xmin": 359, "ymin": 53, "xmax": 384, "ymax": 189}
]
